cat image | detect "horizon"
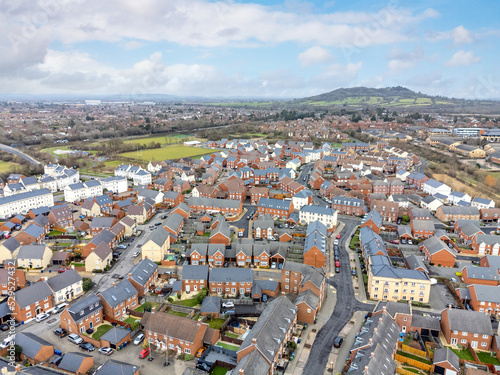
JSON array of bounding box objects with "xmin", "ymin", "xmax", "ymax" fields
[{"xmin": 1, "ymin": 1, "xmax": 499, "ymax": 100}]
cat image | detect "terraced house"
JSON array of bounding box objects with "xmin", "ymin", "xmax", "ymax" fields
[
  {"xmin": 330, "ymin": 196, "xmax": 365, "ymax": 216},
  {"xmin": 209, "ymin": 267, "xmax": 253, "ymax": 297}
]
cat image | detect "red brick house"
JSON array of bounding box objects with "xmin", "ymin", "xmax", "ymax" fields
[
  {"xmin": 48, "ymin": 205, "xmax": 74, "ymax": 228},
  {"xmin": 127, "ymin": 258, "xmax": 158, "ymax": 297},
  {"xmin": 98, "ymin": 280, "xmax": 139, "ymax": 320},
  {"xmin": 419, "ymin": 236, "xmax": 456, "ymax": 267},
  {"xmin": 12, "ymin": 281, "xmax": 55, "ymax": 322},
  {"xmin": 209, "ymin": 267, "xmax": 253, "ymax": 297},
  {"xmin": 181, "ymin": 265, "xmax": 209, "ymax": 293},
  {"xmin": 466, "ymin": 284, "xmax": 500, "ymax": 315},
  {"xmin": 461, "ymin": 266, "xmax": 500, "ymax": 286},
  {"xmin": 60, "ymin": 295, "xmax": 103, "ymax": 334},
  {"xmin": 441, "ymin": 308, "xmax": 493, "ymax": 350},
  {"xmin": 249, "ymin": 186, "xmax": 269, "ymax": 205},
  {"xmin": 370, "ymin": 200, "xmax": 399, "ymax": 222},
  {"xmin": 256, "ymin": 198, "xmax": 294, "ymax": 219},
  {"xmin": 410, "ymin": 219, "xmax": 435, "ymax": 239}
]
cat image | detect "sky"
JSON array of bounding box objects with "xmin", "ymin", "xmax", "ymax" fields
[{"xmin": 0, "ymin": 0, "xmax": 499, "ymax": 99}]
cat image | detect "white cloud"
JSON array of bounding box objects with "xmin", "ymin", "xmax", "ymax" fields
[
  {"xmin": 298, "ymin": 46, "xmax": 332, "ymax": 66},
  {"xmin": 427, "ymin": 25, "xmax": 475, "ymax": 45},
  {"xmin": 124, "ymin": 41, "xmax": 144, "ymax": 50},
  {"xmin": 444, "ymin": 50, "xmax": 480, "ymax": 67},
  {"xmin": 386, "ymin": 46, "xmax": 425, "ymax": 74},
  {"xmin": 311, "ymin": 62, "xmax": 362, "ymax": 89}
]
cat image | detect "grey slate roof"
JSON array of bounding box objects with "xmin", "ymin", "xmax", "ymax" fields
[
  {"xmin": 420, "ymin": 236, "xmax": 454, "ymax": 256},
  {"xmin": 462, "ymin": 265, "xmax": 500, "ymax": 281},
  {"xmin": 17, "ymin": 244, "xmax": 48, "ymax": 260},
  {"xmin": 371, "ymin": 255, "xmax": 429, "ymax": 281},
  {"xmin": 295, "ymin": 289, "xmax": 320, "ymax": 310},
  {"xmin": 149, "ymin": 228, "xmax": 170, "ymax": 247},
  {"xmin": 58, "ymin": 352, "xmax": 93, "ymax": 373},
  {"xmin": 469, "ymin": 284, "xmax": 500, "ymax": 304},
  {"xmin": 46, "ymin": 269, "xmax": 82, "ymax": 293},
  {"xmin": 475, "ymin": 234, "xmax": 500, "ymax": 246},
  {"xmin": 300, "ymin": 205, "xmax": 336, "ymax": 216},
  {"xmin": 237, "ymin": 296, "xmax": 296, "ymax": 364},
  {"xmin": 440, "ymin": 206, "xmax": 480, "ymax": 216},
  {"xmin": 200, "ymin": 296, "xmax": 221, "ymax": 314},
  {"xmin": 209, "ymin": 267, "xmax": 253, "ymax": 283},
  {"xmin": 14, "ymin": 281, "xmax": 53, "ymax": 309},
  {"xmin": 94, "ymin": 359, "xmax": 139, "ymax": 375},
  {"xmin": 410, "ymin": 314, "xmax": 441, "ymax": 331},
  {"xmin": 2, "ymin": 237, "xmax": 20, "ymax": 253},
  {"xmin": 362, "ymin": 210, "xmax": 383, "ymax": 228},
  {"xmin": 405, "ymin": 254, "xmax": 429, "ymax": 273},
  {"xmin": 411, "ymin": 219, "xmax": 435, "ymax": 232},
  {"xmin": 182, "ymin": 265, "xmax": 209, "ymax": 281},
  {"xmin": 444, "ymin": 308, "xmax": 493, "ymax": 336},
  {"xmin": 67, "ymin": 295, "xmax": 102, "ymax": 324},
  {"xmin": 15, "ymin": 332, "xmax": 53, "ymax": 359},
  {"xmin": 257, "ymin": 197, "xmax": 292, "ymax": 211},
  {"xmin": 128, "ymin": 258, "xmax": 158, "ymax": 287},
  {"xmin": 99, "ymin": 280, "xmax": 138, "ymax": 308},
  {"xmin": 433, "ymin": 348, "xmax": 459, "ymax": 371},
  {"xmin": 100, "ymin": 327, "xmax": 130, "ymax": 344}
]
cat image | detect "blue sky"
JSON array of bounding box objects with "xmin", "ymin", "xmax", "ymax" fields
[{"xmin": 0, "ymin": 0, "xmax": 498, "ymax": 99}]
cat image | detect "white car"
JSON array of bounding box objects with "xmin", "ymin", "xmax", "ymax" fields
[
  {"xmin": 98, "ymin": 347, "xmax": 113, "ymax": 355},
  {"xmin": 36, "ymin": 313, "xmax": 50, "ymax": 322},
  {"xmin": 222, "ymin": 301, "xmax": 234, "ymax": 308},
  {"xmin": 271, "ymin": 262, "xmax": 277, "ymax": 269},
  {"xmin": 0, "ymin": 336, "xmax": 15, "ymax": 349},
  {"xmin": 68, "ymin": 333, "xmax": 83, "ymax": 344},
  {"xmin": 132, "ymin": 251, "xmax": 140, "ymax": 257},
  {"xmin": 52, "ymin": 303, "xmax": 68, "ymax": 315},
  {"xmin": 334, "ymin": 240, "xmax": 339, "ymax": 245},
  {"xmin": 133, "ymin": 333, "xmax": 145, "ymax": 345},
  {"xmin": 408, "ymin": 240, "xmax": 413, "ymax": 245}
]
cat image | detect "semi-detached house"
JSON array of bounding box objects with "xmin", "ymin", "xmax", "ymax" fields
[
  {"xmin": 209, "ymin": 267, "xmax": 253, "ymax": 298},
  {"xmin": 98, "ymin": 280, "xmax": 139, "ymax": 320}
]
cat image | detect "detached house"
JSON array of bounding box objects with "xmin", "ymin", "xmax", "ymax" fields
[
  {"xmin": 441, "ymin": 308, "xmax": 493, "ymax": 350},
  {"xmin": 419, "ymin": 236, "xmax": 456, "ymax": 267},
  {"xmin": 60, "ymin": 295, "xmax": 103, "ymax": 334},
  {"xmin": 98, "ymin": 280, "xmax": 139, "ymax": 320},
  {"xmin": 141, "ymin": 228, "xmax": 170, "ymax": 262},
  {"xmin": 17, "ymin": 244, "xmax": 52, "ymax": 269},
  {"xmin": 48, "ymin": 205, "xmax": 74, "ymax": 228},
  {"xmin": 127, "ymin": 258, "xmax": 158, "ymax": 297},
  {"xmin": 46, "ymin": 269, "xmax": 83, "ymax": 303}
]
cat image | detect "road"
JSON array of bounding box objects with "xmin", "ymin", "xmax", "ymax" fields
[
  {"xmin": 0, "ymin": 143, "xmax": 41, "ymax": 165},
  {"xmin": 303, "ymin": 220, "xmax": 372, "ymax": 374}
]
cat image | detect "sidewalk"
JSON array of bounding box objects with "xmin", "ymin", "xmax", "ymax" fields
[{"xmin": 284, "ymin": 282, "xmax": 337, "ymax": 375}]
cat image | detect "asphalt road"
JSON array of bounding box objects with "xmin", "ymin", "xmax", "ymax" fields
[
  {"xmin": 303, "ymin": 220, "xmax": 372, "ymax": 374},
  {"xmin": 0, "ymin": 144, "xmax": 41, "ymax": 165}
]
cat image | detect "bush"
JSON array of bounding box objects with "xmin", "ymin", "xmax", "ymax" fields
[
  {"xmin": 142, "ymin": 302, "xmax": 152, "ymax": 311},
  {"xmin": 287, "ymin": 341, "xmax": 297, "ymax": 350},
  {"xmin": 179, "ymin": 353, "xmax": 194, "ymax": 361},
  {"xmin": 82, "ymin": 278, "xmax": 93, "ymax": 292},
  {"xmin": 92, "ymin": 269, "xmax": 103, "ymax": 273},
  {"xmin": 195, "ymin": 288, "xmax": 208, "ymax": 305},
  {"xmin": 168, "ymin": 297, "xmax": 174, "ymax": 303}
]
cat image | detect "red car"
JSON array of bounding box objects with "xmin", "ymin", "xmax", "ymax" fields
[
  {"xmin": 139, "ymin": 348, "xmax": 150, "ymax": 359},
  {"xmin": 335, "ymin": 261, "xmax": 340, "ymax": 268},
  {"xmin": 389, "ymin": 240, "xmax": 399, "ymax": 244},
  {"xmin": 58, "ymin": 267, "xmax": 68, "ymax": 273},
  {"xmin": 4, "ymin": 234, "xmax": 10, "ymax": 239},
  {"xmin": 336, "ymin": 234, "xmax": 341, "ymax": 239}
]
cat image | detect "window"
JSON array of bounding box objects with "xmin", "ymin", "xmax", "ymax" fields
[
  {"xmin": 184, "ymin": 348, "xmax": 191, "ymax": 354},
  {"xmin": 461, "ymin": 339, "xmax": 467, "ymax": 344},
  {"xmin": 462, "ymin": 331, "xmax": 467, "ymax": 336},
  {"xmin": 453, "ymin": 330, "xmax": 458, "ymax": 335},
  {"xmin": 96, "ymin": 317, "xmax": 100, "ymax": 323},
  {"xmin": 474, "ymin": 333, "xmax": 478, "ymax": 338},
  {"xmin": 481, "ymin": 342, "xmax": 487, "ymax": 347},
  {"xmin": 26, "ymin": 312, "xmax": 31, "ymax": 318},
  {"xmin": 483, "ymin": 334, "xmax": 489, "ymax": 339}
]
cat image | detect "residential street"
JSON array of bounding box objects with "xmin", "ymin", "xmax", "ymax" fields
[{"xmin": 303, "ymin": 220, "xmax": 373, "ymax": 374}]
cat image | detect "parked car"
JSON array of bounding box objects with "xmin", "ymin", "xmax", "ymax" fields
[
  {"xmin": 389, "ymin": 240, "xmax": 399, "ymax": 244},
  {"xmin": 139, "ymin": 348, "xmax": 151, "ymax": 359},
  {"xmin": 133, "ymin": 333, "xmax": 145, "ymax": 345},
  {"xmin": 401, "ymin": 239, "xmax": 406, "ymax": 244},
  {"xmin": 0, "ymin": 336, "xmax": 14, "ymax": 349},
  {"xmin": 80, "ymin": 342, "xmax": 95, "ymax": 352},
  {"xmin": 222, "ymin": 301, "xmax": 234, "ymax": 308},
  {"xmin": 351, "ymin": 269, "xmax": 357, "ymax": 276},
  {"xmin": 271, "ymin": 262, "xmax": 277, "ymax": 269},
  {"xmin": 132, "ymin": 251, "xmax": 140, "ymax": 257},
  {"xmin": 117, "ymin": 244, "xmax": 127, "ymax": 249},
  {"xmin": 333, "ymin": 336, "xmax": 344, "ymax": 348},
  {"xmin": 335, "ymin": 260, "xmax": 340, "ymax": 268},
  {"xmin": 57, "ymin": 267, "xmax": 68, "ymax": 273},
  {"xmin": 196, "ymin": 346, "xmax": 207, "ymax": 358},
  {"xmin": 196, "ymin": 362, "xmax": 211, "ymax": 372},
  {"xmin": 223, "ymin": 310, "xmax": 235, "ymax": 315},
  {"xmin": 335, "ymin": 267, "xmax": 340, "ymax": 273},
  {"xmin": 0, "ymin": 324, "xmax": 8, "ymax": 331},
  {"xmin": 98, "ymin": 347, "xmax": 113, "ymax": 355},
  {"xmin": 68, "ymin": 333, "xmax": 83, "ymax": 344},
  {"xmin": 52, "ymin": 303, "xmax": 68, "ymax": 314},
  {"xmin": 262, "ymin": 294, "xmax": 268, "ymax": 302},
  {"xmin": 408, "ymin": 240, "xmax": 413, "ymax": 245},
  {"xmin": 336, "ymin": 233, "xmax": 341, "ymax": 239},
  {"xmin": 36, "ymin": 313, "xmax": 50, "ymax": 322},
  {"xmin": 334, "ymin": 239, "xmax": 339, "ymax": 245},
  {"xmin": 53, "ymin": 328, "xmax": 68, "ymax": 338}
]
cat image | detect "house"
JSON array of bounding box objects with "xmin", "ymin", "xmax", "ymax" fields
[
  {"xmin": 187, "ymin": 244, "xmax": 208, "ymax": 266},
  {"xmin": 58, "ymin": 352, "xmax": 94, "ymax": 375},
  {"xmin": 360, "ymin": 210, "xmax": 383, "ymax": 234},
  {"xmin": 370, "ymin": 199, "xmax": 399, "ymax": 222},
  {"xmin": 209, "ymin": 217, "xmax": 231, "ymax": 246},
  {"xmin": 253, "ymin": 214, "xmax": 274, "ymax": 239},
  {"xmin": 253, "ymin": 243, "xmax": 270, "ymax": 267},
  {"xmin": 207, "ymin": 244, "xmax": 226, "ymax": 267},
  {"xmin": 100, "ymin": 328, "xmax": 131, "ymax": 350},
  {"xmin": 162, "ymin": 191, "xmax": 185, "ymax": 207},
  {"xmin": 200, "ymin": 296, "xmax": 221, "ymax": 319},
  {"xmin": 408, "ymin": 207, "xmax": 432, "ymax": 221},
  {"xmin": 480, "ymin": 208, "xmax": 500, "ymax": 223},
  {"xmin": 234, "ymin": 296, "xmax": 297, "ymax": 375},
  {"xmin": 80, "ymin": 200, "xmax": 100, "ymax": 217},
  {"xmin": 127, "ymin": 258, "xmax": 158, "ymax": 297},
  {"xmin": 93, "ymin": 360, "xmax": 139, "ymax": 375},
  {"xmin": 281, "ymin": 261, "xmax": 326, "ymax": 306},
  {"xmin": 441, "ymin": 308, "xmax": 493, "ymax": 350},
  {"xmin": 15, "ymin": 224, "xmax": 45, "ymax": 245},
  {"xmin": 432, "ymin": 348, "xmax": 460, "ymax": 374},
  {"xmin": 11, "ymin": 281, "xmax": 55, "ymax": 322},
  {"xmin": 46, "ymin": 269, "xmax": 83, "ymax": 303},
  {"xmin": 472, "ymin": 197, "xmax": 495, "ymax": 210},
  {"xmin": 295, "ymin": 289, "xmax": 320, "ymax": 324},
  {"xmin": 419, "ymin": 236, "xmax": 456, "ymax": 267},
  {"xmin": 188, "ymin": 197, "xmax": 243, "ymax": 217},
  {"xmin": 292, "ymin": 189, "xmax": 313, "ymax": 210},
  {"xmin": 448, "ymin": 191, "xmax": 471, "ymax": 205},
  {"xmin": 436, "ymin": 206, "xmax": 480, "ymax": 222},
  {"xmin": 17, "ymin": 244, "xmax": 52, "ymax": 269},
  {"xmin": 163, "ymin": 212, "xmax": 184, "ymax": 238},
  {"xmin": 249, "ymin": 186, "xmax": 269, "ymax": 205},
  {"xmin": 368, "ymin": 255, "xmax": 431, "ymax": 303},
  {"xmin": 98, "ymin": 280, "xmax": 139, "ymax": 320},
  {"xmin": 141, "ymin": 228, "xmax": 170, "ymax": 262},
  {"xmin": 60, "ymin": 295, "xmax": 103, "ymax": 334},
  {"xmin": 89, "ymin": 217, "xmax": 117, "ymax": 236},
  {"xmin": 235, "ymin": 243, "xmax": 253, "ymax": 267},
  {"xmin": 421, "ymin": 195, "xmax": 443, "ymax": 212},
  {"xmin": 461, "ymin": 266, "xmax": 500, "ymax": 286},
  {"xmin": 100, "ymin": 176, "xmax": 128, "ymax": 194},
  {"xmin": 471, "ymin": 234, "xmax": 500, "ymax": 256},
  {"xmin": 142, "ymin": 311, "xmax": 219, "ymax": 356},
  {"xmin": 422, "ymin": 179, "xmax": 451, "ymax": 196},
  {"xmin": 466, "ymin": 284, "xmax": 500, "ymax": 315},
  {"xmin": 256, "ymin": 197, "xmax": 294, "ymax": 219},
  {"xmin": 406, "ymin": 172, "xmax": 429, "ymax": 189},
  {"xmin": 209, "ymin": 267, "xmax": 253, "ymax": 297},
  {"xmin": 119, "ymin": 216, "xmax": 136, "ymax": 237},
  {"xmin": 457, "ymin": 221, "xmax": 483, "ymax": 244},
  {"xmin": 410, "ymin": 219, "xmax": 435, "ymax": 239},
  {"xmin": 15, "ymin": 332, "xmax": 54, "ymax": 364},
  {"xmin": 64, "ymin": 181, "xmax": 103, "ymax": 202},
  {"xmin": 85, "ymin": 243, "xmax": 112, "ymax": 272},
  {"xmin": 405, "ymin": 254, "xmax": 429, "ymax": 273},
  {"xmin": 48, "ymin": 205, "xmax": 74, "ymax": 228},
  {"xmin": 0, "ymin": 189, "xmax": 54, "ymax": 220},
  {"xmin": 330, "ymin": 196, "xmax": 365, "ymax": 216},
  {"xmin": 181, "ymin": 265, "xmax": 209, "ymax": 293},
  {"xmin": 303, "ymin": 221, "xmax": 327, "ymax": 268},
  {"xmin": 299, "ymin": 205, "xmax": 337, "ymax": 229}
]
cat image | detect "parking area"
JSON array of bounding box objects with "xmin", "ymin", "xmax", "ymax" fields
[{"xmin": 428, "ymin": 283, "xmax": 456, "ymax": 310}]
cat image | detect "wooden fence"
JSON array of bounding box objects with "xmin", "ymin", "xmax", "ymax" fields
[
  {"xmin": 396, "ymin": 368, "xmax": 421, "ymax": 375},
  {"xmin": 394, "ymin": 354, "xmax": 432, "ymax": 372},
  {"xmin": 221, "ymin": 334, "xmax": 243, "ymax": 345},
  {"xmin": 401, "ymin": 343, "xmax": 427, "ymax": 359}
]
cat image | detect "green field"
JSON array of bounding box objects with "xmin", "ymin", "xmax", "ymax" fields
[
  {"xmin": 123, "ymin": 134, "xmax": 194, "ymax": 146},
  {"xmin": 0, "ymin": 161, "xmax": 18, "ymax": 173},
  {"xmin": 120, "ymin": 145, "xmax": 211, "ymax": 162}
]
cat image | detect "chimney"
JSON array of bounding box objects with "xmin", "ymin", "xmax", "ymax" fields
[
  {"xmin": 1, "ymin": 367, "xmax": 7, "ymax": 375},
  {"xmin": 364, "ymin": 365, "xmax": 369, "ymax": 373},
  {"xmin": 374, "ymin": 327, "xmax": 378, "ymax": 334},
  {"xmin": 382, "ymin": 306, "xmax": 386, "ymax": 312},
  {"xmin": 448, "ymin": 304, "xmax": 452, "ymax": 310},
  {"xmin": 112, "ymin": 282, "xmax": 116, "ymax": 287},
  {"xmin": 370, "ymin": 351, "xmax": 375, "ymax": 358},
  {"xmin": 252, "ymin": 338, "xmax": 257, "ymax": 344},
  {"xmin": 129, "ymin": 273, "xmax": 132, "ymax": 278},
  {"xmin": 369, "ymin": 338, "xmax": 373, "ymax": 345},
  {"xmin": 239, "ymin": 369, "xmax": 245, "ymax": 375}
]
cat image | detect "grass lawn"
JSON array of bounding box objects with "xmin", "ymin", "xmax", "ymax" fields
[
  {"xmin": 449, "ymin": 347, "xmax": 474, "ymax": 361},
  {"xmin": 477, "ymin": 351, "xmax": 500, "ymax": 365},
  {"xmin": 224, "ymin": 332, "xmax": 239, "ymax": 339},
  {"xmin": 396, "ymin": 351, "xmax": 432, "ymax": 365},
  {"xmin": 120, "ymin": 145, "xmax": 211, "ymax": 162},
  {"xmin": 402, "ymin": 367, "xmax": 424, "ymax": 374},
  {"xmin": 173, "ymin": 297, "xmax": 199, "ymax": 307},
  {"xmin": 0, "ymin": 161, "xmax": 18, "ymax": 173},
  {"xmin": 211, "ymin": 367, "xmax": 228, "ymax": 375},
  {"xmin": 134, "ymin": 302, "xmax": 161, "ymax": 312},
  {"xmin": 167, "ymin": 310, "xmax": 189, "ymax": 318},
  {"xmin": 206, "ymin": 318, "xmax": 226, "ymax": 330},
  {"xmin": 124, "ymin": 317, "xmax": 139, "ymax": 324},
  {"xmin": 216, "ymin": 342, "xmax": 239, "ymax": 351},
  {"xmin": 92, "ymin": 324, "xmax": 113, "ymax": 340},
  {"xmin": 123, "ymin": 134, "xmax": 193, "ymax": 146},
  {"xmin": 48, "ymin": 230, "xmax": 63, "ymax": 236}
]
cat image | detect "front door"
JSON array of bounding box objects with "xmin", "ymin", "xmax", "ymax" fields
[
  {"xmin": 451, "ymin": 338, "xmax": 458, "ymax": 345},
  {"xmin": 89, "ymin": 322, "xmax": 93, "ymax": 329},
  {"xmin": 471, "ymin": 341, "xmax": 478, "ymax": 348},
  {"xmin": 194, "ymin": 285, "xmax": 198, "ymax": 292},
  {"xmin": 186, "ymin": 285, "xmax": 190, "ymax": 293}
]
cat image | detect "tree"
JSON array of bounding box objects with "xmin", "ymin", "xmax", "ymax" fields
[
  {"xmin": 14, "ymin": 344, "xmax": 22, "ymax": 361},
  {"xmin": 485, "ymin": 174, "xmax": 497, "ymax": 188},
  {"xmin": 82, "ymin": 278, "xmax": 93, "ymax": 292}
]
